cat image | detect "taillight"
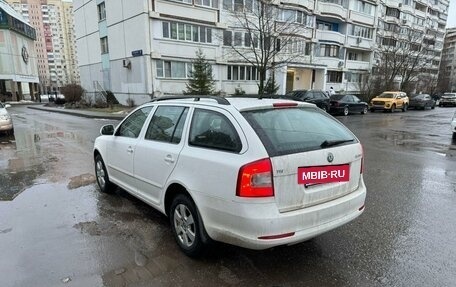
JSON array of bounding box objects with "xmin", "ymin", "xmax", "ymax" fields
[
  {"xmin": 360, "ymin": 144, "xmax": 364, "ymax": 174},
  {"xmin": 237, "ymin": 158, "xmax": 274, "ymax": 197}
]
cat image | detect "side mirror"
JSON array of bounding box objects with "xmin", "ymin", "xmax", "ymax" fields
[
  {"xmin": 4, "ymin": 104, "xmax": 11, "ymax": 108},
  {"xmin": 100, "ymin": 124, "xmax": 115, "ymax": 135}
]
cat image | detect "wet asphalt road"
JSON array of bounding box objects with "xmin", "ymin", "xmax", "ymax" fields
[{"xmin": 1, "ymin": 105, "xmax": 455, "ymax": 287}]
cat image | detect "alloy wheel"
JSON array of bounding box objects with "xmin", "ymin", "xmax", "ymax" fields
[{"xmin": 173, "ymin": 204, "xmax": 196, "ymax": 248}]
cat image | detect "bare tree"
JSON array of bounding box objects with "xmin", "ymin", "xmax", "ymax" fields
[
  {"xmin": 223, "ymin": 0, "xmax": 309, "ymax": 95},
  {"xmin": 372, "ymin": 26, "xmax": 438, "ymax": 95}
]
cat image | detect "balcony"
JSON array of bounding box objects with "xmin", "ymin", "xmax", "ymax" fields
[
  {"xmin": 316, "ymin": 30, "xmax": 346, "ymax": 45},
  {"xmin": 315, "ymin": 57, "xmax": 343, "ymax": 69},
  {"xmin": 346, "ymin": 35, "xmax": 373, "ymax": 50},
  {"xmin": 154, "ymin": 0, "xmax": 218, "ymax": 23},
  {"xmin": 346, "ymin": 60, "xmax": 370, "ymax": 70},
  {"xmin": 414, "ymin": 10, "xmax": 426, "ymax": 18},
  {"xmin": 281, "ymin": 0, "xmax": 314, "ymax": 9},
  {"xmin": 349, "ymin": 10, "xmax": 374, "ymax": 26},
  {"xmin": 316, "ymin": 1, "xmax": 348, "ymax": 20}
]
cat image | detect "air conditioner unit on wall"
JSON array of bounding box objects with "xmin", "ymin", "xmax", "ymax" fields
[
  {"xmin": 398, "ymin": 3, "xmax": 402, "ymax": 7},
  {"xmin": 402, "ymin": 19, "xmax": 407, "ymax": 24},
  {"xmin": 338, "ymin": 61, "xmax": 344, "ymax": 68},
  {"xmin": 357, "ymin": 37, "xmax": 362, "ymax": 44},
  {"xmin": 123, "ymin": 59, "xmax": 131, "ymax": 69}
]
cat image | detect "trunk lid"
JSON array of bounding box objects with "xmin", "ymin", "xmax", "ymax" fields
[{"xmin": 271, "ymin": 144, "xmax": 362, "ymax": 212}]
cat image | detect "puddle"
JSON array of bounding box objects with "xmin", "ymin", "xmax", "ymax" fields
[{"xmin": 0, "ymin": 163, "xmax": 46, "ymax": 201}]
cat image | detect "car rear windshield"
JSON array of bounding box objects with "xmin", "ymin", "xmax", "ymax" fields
[
  {"xmin": 242, "ymin": 107, "xmax": 357, "ymax": 157},
  {"xmin": 412, "ymin": 94, "xmax": 426, "ymax": 99}
]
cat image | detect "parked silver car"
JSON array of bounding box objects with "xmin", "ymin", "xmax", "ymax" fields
[{"xmin": 0, "ymin": 103, "xmax": 13, "ymax": 135}]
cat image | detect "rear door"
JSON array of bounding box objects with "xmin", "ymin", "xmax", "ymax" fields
[{"xmin": 242, "ymin": 107, "xmax": 362, "ymax": 212}]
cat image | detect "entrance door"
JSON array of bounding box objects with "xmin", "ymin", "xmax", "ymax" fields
[{"xmin": 286, "ymin": 71, "xmax": 294, "ymax": 92}]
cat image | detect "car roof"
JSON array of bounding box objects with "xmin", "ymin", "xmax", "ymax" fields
[{"xmin": 142, "ymin": 96, "xmax": 316, "ymax": 112}]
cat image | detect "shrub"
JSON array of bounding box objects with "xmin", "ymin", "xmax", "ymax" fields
[
  {"xmin": 126, "ymin": 98, "xmax": 135, "ymax": 107},
  {"xmin": 234, "ymin": 87, "xmax": 245, "ymax": 96},
  {"xmin": 60, "ymin": 84, "xmax": 84, "ymax": 103}
]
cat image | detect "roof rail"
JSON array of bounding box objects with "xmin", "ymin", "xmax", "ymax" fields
[{"xmin": 151, "ymin": 95, "xmax": 230, "ymax": 105}]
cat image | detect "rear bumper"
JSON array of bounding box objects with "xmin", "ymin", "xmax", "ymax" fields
[
  {"xmin": 197, "ymin": 179, "xmax": 367, "ymax": 250},
  {"xmin": 329, "ymin": 106, "xmax": 345, "ymax": 114}
]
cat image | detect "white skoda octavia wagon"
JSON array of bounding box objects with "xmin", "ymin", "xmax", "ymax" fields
[{"xmin": 93, "ymin": 96, "xmax": 366, "ymax": 257}]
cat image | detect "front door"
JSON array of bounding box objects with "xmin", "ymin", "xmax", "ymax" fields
[
  {"xmin": 286, "ymin": 71, "xmax": 294, "ymax": 92},
  {"xmin": 106, "ymin": 107, "xmax": 152, "ymax": 190}
]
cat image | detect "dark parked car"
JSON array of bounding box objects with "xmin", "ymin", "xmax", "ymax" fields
[
  {"xmin": 409, "ymin": 94, "xmax": 436, "ymax": 110},
  {"xmin": 284, "ymin": 90, "xmax": 330, "ymax": 111},
  {"xmin": 439, "ymin": 93, "xmax": 456, "ymax": 107},
  {"xmin": 329, "ymin": 94, "xmax": 368, "ymax": 116}
]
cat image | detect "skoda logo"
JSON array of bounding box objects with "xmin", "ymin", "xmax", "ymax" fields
[{"xmin": 327, "ymin": 152, "xmax": 334, "ymax": 163}]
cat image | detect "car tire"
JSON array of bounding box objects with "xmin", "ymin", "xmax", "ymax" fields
[
  {"xmin": 361, "ymin": 107, "xmax": 368, "ymax": 114},
  {"xmin": 402, "ymin": 104, "xmax": 407, "ymax": 112},
  {"xmin": 431, "ymin": 104, "xmax": 435, "ymax": 109},
  {"xmin": 343, "ymin": 106, "xmax": 349, "ymax": 116},
  {"xmin": 391, "ymin": 104, "xmax": 396, "ymax": 113},
  {"xmin": 370, "ymin": 108, "xmax": 375, "ymax": 113},
  {"xmin": 170, "ymin": 194, "xmax": 208, "ymax": 258},
  {"xmin": 94, "ymin": 154, "xmax": 115, "ymax": 193}
]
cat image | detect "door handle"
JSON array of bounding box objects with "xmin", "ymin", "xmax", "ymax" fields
[
  {"xmin": 127, "ymin": 146, "xmax": 134, "ymax": 154},
  {"xmin": 164, "ymin": 155, "xmax": 175, "ymax": 164}
]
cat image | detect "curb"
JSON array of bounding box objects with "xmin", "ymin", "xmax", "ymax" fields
[{"xmin": 27, "ymin": 106, "xmax": 125, "ymax": 120}]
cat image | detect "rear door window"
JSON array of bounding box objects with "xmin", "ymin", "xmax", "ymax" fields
[
  {"xmin": 145, "ymin": 106, "xmax": 188, "ymax": 144},
  {"xmin": 189, "ymin": 109, "xmax": 242, "ymax": 153},
  {"xmin": 242, "ymin": 107, "xmax": 356, "ymax": 157}
]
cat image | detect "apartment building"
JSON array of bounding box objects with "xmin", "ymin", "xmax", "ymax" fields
[
  {"xmin": 0, "ymin": 0, "xmax": 38, "ymax": 101},
  {"xmin": 7, "ymin": 0, "xmax": 79, "ymax": 93},
  {"xmin": 439, "ymin": 27, "xmax": 456, "ymax": 92},
  {"xmin": 75, "ymin": 0, "xmax": 448, "ymax": 104},
  {"xmin": 376, "ymin": 0, "xmax": 449, "ymax": 92}
]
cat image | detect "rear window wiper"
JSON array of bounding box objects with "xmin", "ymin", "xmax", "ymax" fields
[{"xmin": 320, "ymin": 139, "xmax": 354, "ymax": 148}]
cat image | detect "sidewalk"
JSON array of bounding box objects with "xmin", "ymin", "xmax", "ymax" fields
[{"xmin": 27, "ymin": 105, "xmax": 127, "ymax": 120}]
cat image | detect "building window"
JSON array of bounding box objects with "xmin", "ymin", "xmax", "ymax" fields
[
  {"xmin": 347, "ymin": 52, "xmax": 359, "ymax": 61},
  {"xmin": 167, "ymin": 0, "xmax": 192, "ymax": 4},
  {"xmin": 386, "ymin": 7, "xmax": 400, "ymax": 19},
  {"xmin": 226, "ymin": 65, "xmax": 258, "ymax": 81},
  {"xmin": 327, "ymin": 71, "xmax": 342, "ymax": 83},
  {"xmin": 317, "ymin": 20, "xmax": 338, "ymax": 31},
  {"xmin": 281, "ymin": 10, "xmax": 307, "ymax": 25},
  {"xmin": 320, "ymin": 44, "xmax": 340, "ymax": 57},
  {"xmin": 382, "ymin": 37, "xmax": 397, "ymax": 47},
  {"xmin": 283, "ymin": 39, "xmax": 307, "ymax": 54},
  {"xmin": 97, "ymin": 2, "xmax": 106, "ymax": 21},
  {"xmin": 156, "ymin": 60, "xmax": 194, "ymax": 79},
  {"xmin": 345, "ymin": 72, "xmax": 363, "ymax": 82},
  {"xmin": 348, "ymin": 24, "xmax": 373, "ymax": 39},
  {"xmin": 355, "ymin": 0, "xmax": 373, "ymax": 15},
  {"xmin": 223, "ymin": 31, "xmax": 232, "ymax": 46},
  {"xmin": 194, "ymin": 0, "xmax": 219, "ymax": 8},
  {"xmin": 163, "ymin": 21, "xmax": 212, "ymax": 43},
  {"xmin": 100, "ymin": 37, "xmax": 109, "ymax": 54}
]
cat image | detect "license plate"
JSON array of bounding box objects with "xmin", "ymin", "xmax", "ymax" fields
[{"xmin": 298, "ymin": 164, "xmax": 350, "ymax": 185}]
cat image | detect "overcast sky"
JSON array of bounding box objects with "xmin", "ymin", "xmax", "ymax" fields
[{"xmin": 448, "ymin": 0, "xmax": 456, "ymax": 28}]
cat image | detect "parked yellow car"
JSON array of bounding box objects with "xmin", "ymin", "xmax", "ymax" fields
[{"xmin": 369, "ymin": 91, "xmax": 409, "ymax": 112}]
